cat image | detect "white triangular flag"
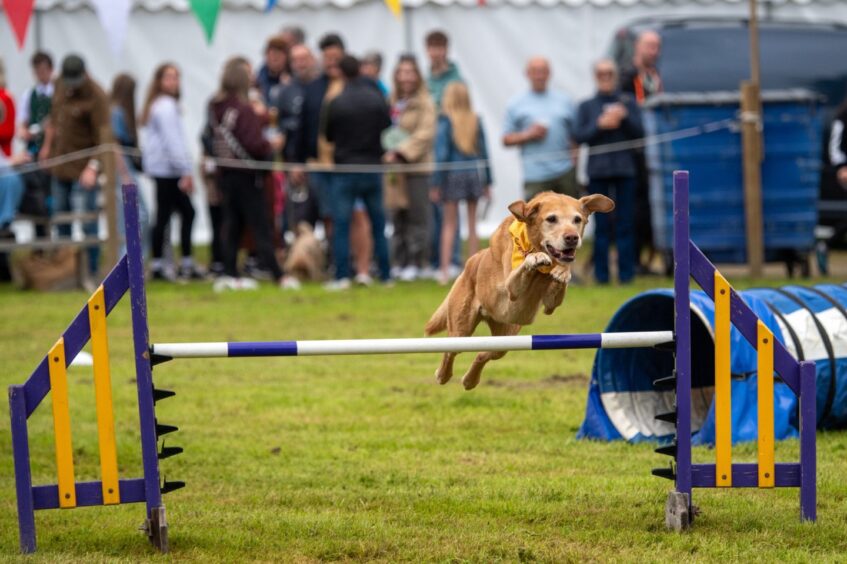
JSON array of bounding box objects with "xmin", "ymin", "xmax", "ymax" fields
[{"xmin": 92, "ymin": 0, "xmax": 132, "ymax": 58}]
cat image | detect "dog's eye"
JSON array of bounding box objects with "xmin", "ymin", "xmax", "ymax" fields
[
  {"xmin": 574, "ymin": 216, "xmax": 583, "ymax": 224},
  {"xmin": 545, "ymin": 215, "xmax": 557, "ymax": 224}
]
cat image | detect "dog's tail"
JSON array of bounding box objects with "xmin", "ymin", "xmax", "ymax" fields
[{"xmin": 424, "ymin": 296, "xmax": 449, "ymax": 336}]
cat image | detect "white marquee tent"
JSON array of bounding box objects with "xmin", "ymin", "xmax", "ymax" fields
[{"xmin": 2, "ymin": 0, "xmax": 846, "ymax": 242}]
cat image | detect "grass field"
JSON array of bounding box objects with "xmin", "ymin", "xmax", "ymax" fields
[{"xmin": 1, "ymin": 274, "xmax": 846, "ymax": 562}]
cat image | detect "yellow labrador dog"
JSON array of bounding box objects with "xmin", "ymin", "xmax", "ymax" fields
[{"xmin": 425, "ymin": 191, "xmax": 614, "ymax": 390}]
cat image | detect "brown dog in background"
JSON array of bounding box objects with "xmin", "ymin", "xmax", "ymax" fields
[
  {"xmin": 424, "ymin": 191, "xmax": 614, "ymax": 390},
  {"xmin": 284, "ymin": 222, "xmax": 326, "ymax": 282}
]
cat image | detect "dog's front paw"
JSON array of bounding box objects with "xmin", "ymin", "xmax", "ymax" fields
[
  {"xmin": 549, "ymin": 265, "xmax": 571, "ymax": 285},
  {"xmin": 524, "ymin": 252, "xmax": 552, "ymax": 271}
]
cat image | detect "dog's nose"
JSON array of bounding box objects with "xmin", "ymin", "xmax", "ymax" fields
[{"xmin": 564, "ymin": 234, "xmax": 579, "ymax": 247}]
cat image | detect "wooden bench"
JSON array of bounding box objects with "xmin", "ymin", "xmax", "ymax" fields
[{"xmin": 0, "ymin": 211, "xmax": 104, "ymax": 289}]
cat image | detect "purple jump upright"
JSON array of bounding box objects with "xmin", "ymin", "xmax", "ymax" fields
[
  {"xmin": 8, "ymin": 185, "xmax": 180, "ymax": 554},
  {"xmin": 8, "ymin": 175, "xmax": 817, "ymax": 555},
  {"xmin": 657, "ymin": 171, "xmax": 817, "ymax": 530}
]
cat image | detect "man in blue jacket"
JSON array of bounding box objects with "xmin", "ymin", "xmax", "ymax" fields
[{"xmin": 572, "ymin": 58, "xmax": 643, "ymax": 284}]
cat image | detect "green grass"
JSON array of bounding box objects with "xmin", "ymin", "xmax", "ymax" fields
[{"xmin": 1, "ymin": 275, "xmax": 846, "ymax": 562}]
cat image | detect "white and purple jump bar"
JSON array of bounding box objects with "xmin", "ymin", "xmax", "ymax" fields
[{"xmin": 151, "ymin": 331, "xmax": 673, "ymax": 359}]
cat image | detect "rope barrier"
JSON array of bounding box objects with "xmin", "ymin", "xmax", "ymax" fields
[{"xmin": 0, "ymin": 117, "xmax": 736, "ymax": 179}]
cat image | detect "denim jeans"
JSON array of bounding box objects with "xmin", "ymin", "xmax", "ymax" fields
[
  {"xmin": 52, "ymin": 177, "xmax": 100, "ymax": 274},
  {"xmin": 589, "ymin": 176, "xmax": 635, "ymax": 284},
  {"xmin": 0, "ymin": 170, "xmax": 24, "ymax": 227},
  {"xmin": 328, "ymin": 172, "xmax": 390, "ymax": 281}
]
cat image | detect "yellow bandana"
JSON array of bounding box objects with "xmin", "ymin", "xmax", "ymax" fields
[{"xmin": 509, "ymin": 220, "xmax": 552, "ymax": 273}]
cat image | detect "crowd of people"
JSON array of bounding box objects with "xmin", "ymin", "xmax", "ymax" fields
[{"xmin": 0, "ymin": 26, "xmax": 678, "ymax": 290}]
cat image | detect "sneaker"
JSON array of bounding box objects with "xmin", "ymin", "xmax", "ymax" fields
[
  {"xmin": 280, "ymin": 276, "xmax": 302, "ymax": 290},
  {"xmin": 447, "ymin": 264, "xmax": 463, "ymax": 279},
  {"xmin": 390, "ymin": 266, "xmax": 402, "ymax": 279},
  {"xmin": 247, "ymin": 267, "xmax": 274, "ymax": 281},
  {"xmin": 436, "ymin": 271, "xmax": 451, "ymax": 286},
  {"xmin": 238, "ymin": 277, "xmax": 259, "ymax": 290},
  {"xmin": 178, "ymin": 265, "xmax": 207, "ymax": 281},
  {"xmin": 354, "ymin": 273, "xmax": 373, "ymax": 286},
  {"xmin": 151, "ymin": 268, "xmax": 177, "ymax": 282},
  {"xmin": 324, "ymin": 278, "xmax": 352, "ymax": 291},
  {"xmin": 419, "ymin": 266, "xmax": 437, "ymax": 281},
  {"xmin": 213, "ymin": 276, "xmax": 259, "ymax": 292},
  {"xmin": 208, "ymin": 262, "xmax": 225, "ymax": 278},
  {"xmin": 399, "ymin": 265, "xmax": 420, "ymax": 282}
]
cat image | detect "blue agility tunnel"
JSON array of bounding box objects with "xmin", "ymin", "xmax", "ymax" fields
[{"xmin": 578, "ymin": 285, "xmax": 847, "ymax": 444}]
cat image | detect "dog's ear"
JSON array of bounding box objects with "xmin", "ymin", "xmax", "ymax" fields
[
  {"xmin": 580, "ymin": 194, "xmax": 615, "ymax": 215},
  {"xmin": 508, "ymin": 200, "xmax": 528, "ymax": 221},
  {"xmin": 508, "ymin": 200, "xmax": 540, "ymax": 222}
]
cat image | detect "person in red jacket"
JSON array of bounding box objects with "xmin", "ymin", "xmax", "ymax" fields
[{"xmin": 0, "ymin": 58, "xmax": 16, "ymax": 157}]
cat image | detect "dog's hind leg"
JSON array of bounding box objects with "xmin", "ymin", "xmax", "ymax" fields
[
  {"xmin": 461, "ymin": 320, "xmax": 521, "ymax": 390},
  {"xmin": 435, "ymin": 289, "xmax": 480, "ymax": 385}
]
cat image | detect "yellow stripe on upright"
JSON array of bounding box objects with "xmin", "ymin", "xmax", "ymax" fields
[
  {"xmin": 48, "ymin": 338, "xmax": 76, "ymax": 508},
  {"xmin": 714, "ymin": 272, "xmax": 732, "ymax": 487},
  {"xmin": 757, "ymin": 320, "xmax": 775, "ymax": 488},
  {"xmin": 88, "ymin": 285, "xmax": 121, "ymax": 505}
]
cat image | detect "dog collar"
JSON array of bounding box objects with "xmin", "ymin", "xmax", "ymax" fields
[{"xmin": 508, "ymin": 220, "xmax": 552, "ymax": 274}]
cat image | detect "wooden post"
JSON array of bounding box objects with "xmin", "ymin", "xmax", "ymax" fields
[
  {"xmin": 741, "ymin": 82, "xmax": 764, "ymax": 277},
  {"xmin": 101, "ymin": 147, "xmax": 119, "ymax": 272},
  {"xmin": 742, "ymin": 0, "xmax": 764, "ymax": 277}
]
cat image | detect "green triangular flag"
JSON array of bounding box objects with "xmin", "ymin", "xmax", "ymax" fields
[{"xmin": 189, "ymin": 0, "xmax": 221, "ymax": 44}]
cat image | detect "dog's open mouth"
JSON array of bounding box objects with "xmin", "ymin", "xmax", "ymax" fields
[{"xmin": 546, "ymin": 244, "xmax": 576, "ymax": 263}]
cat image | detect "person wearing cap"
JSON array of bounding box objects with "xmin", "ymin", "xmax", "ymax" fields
[{"xmin": 39, "ymin": 54, "xmax": 112, "ymax": 277}]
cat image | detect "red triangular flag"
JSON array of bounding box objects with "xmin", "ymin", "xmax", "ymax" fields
[{"xmin": 2, "ymin": 0, "xmax": 35, "ymax": 49}]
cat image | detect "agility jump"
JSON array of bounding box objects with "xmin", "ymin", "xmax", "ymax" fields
[{"xmin": 9, "ymin": 171, "xmax": 817, "ymax": 554}]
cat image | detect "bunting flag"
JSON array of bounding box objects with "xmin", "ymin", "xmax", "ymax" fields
[
  {"xmin": 189, "ymin": 0, "xmax": 222, "ymax": 44},
  {"xmin": 92, "ymin": 0, "xmax": 132, "ymax": 58},
  {"xmin": 266, "ymin": 0, "xmax": 278, "ymax": 11},
  {"xmin": 384, "ymin": 0, "xmax": 402, "ymax": 19},
  {"xmin": 2, "ymin": 0, "xmax": 35, "ymax": 49}
]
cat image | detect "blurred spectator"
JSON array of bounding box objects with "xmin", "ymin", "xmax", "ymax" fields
[
  {"xmin": 40, "ymin": 54, "xmax": 111, "ymax": 276},
  {"xmin": 298, "ymin": 33, "xmax": 345, "ymax": 239},
  {"xmin": 0, "ymin": 150, "xmax": 28, "ymax": 281},
  {"xmin": 621, "ymin": 29, "xmax": 662, "ymax": 275},
  {"xmin": 431, "ymin": 82, "xmax": 492, "ymax": 285},
  {"xmin": 207, "ymin": 58, "xmax": 295, "ymax": 291},
  {"xmin": 425, "ymin": 30, "xmax": 462, "ymax": 110},
  {"xmin": 425, "ymin": 29, "xmax": 463, "ymax": 277},
  {"xmin": 0, "ymin": 152, "xmax": 27, "ymax": 232},
  {"xmin": 110, "ymin": 73, "xmax": 149, "ymax": 257},
  {"xmin": 280, "ymin": 25, "xmax": 305, "ymax": 47},
  {"xmin": 503, "ymin": 57, "xmax": 577, "ymax": 199},
  {"xmin": 384, "ymin": 54, "xmax": 436, "ymax": 282},
  {"xmin": 17, "ymin": 52, "xmax": 53, "ymax": 158},
  {"xmin": 256, "ymin": 35, "xmax": 290, "ymax": 104},
  {"xmin": 279, "ymin": 43, "xmax": 320, "ymax": 228},
  {"xmin": 0, "ymin": 58, "xmax": 14, "ymax": 157},
  {"xmin": 200, "ymin": 91, "xmax": 225, "ymax": 277},
  {"xmin": 361, "ymin": 52, "xmax": 388, "ymax": 97},
  {"xmin": 140, "ymin": 63, "xmax": 198, "ymax": 281},
  {"xmin": 323, "ymin": 55, "xmax": 392, "ymax": 290},
  {"xmin": 572, "ymin": 59, "xmax": 643, "ymax": 284},
  {"xmin": 269, "ymin": 44, "xmax": 306, "ymax": 164},
  {"xmin": 831, "ymin": 98, "xmax": 847, "ymax": 189},
  {"xmin": 620, "ymin": 31, "xmax": 663, "ymax": 103},
  {"xmin": 16, "ymin": 52, "xmax": 53, "ymax": 224}
]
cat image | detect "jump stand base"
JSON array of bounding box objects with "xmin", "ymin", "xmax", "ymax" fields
[
  {"xmin": 665, "ymin": 492, "xmax": 691, "ymax": 532},
  {"xmin": 145, "ymin": 506, "xmax": 169, "ymax": 553}
]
